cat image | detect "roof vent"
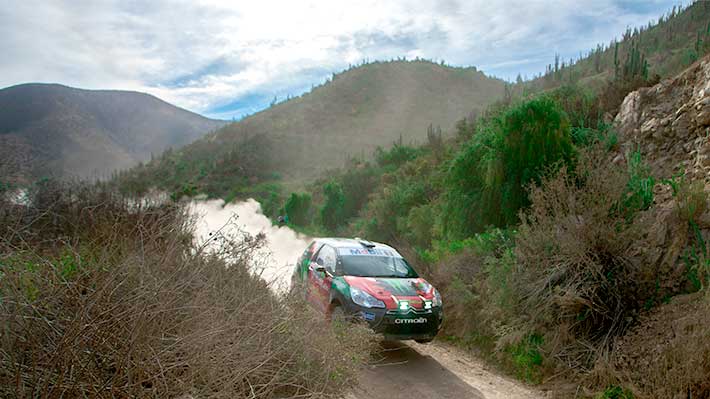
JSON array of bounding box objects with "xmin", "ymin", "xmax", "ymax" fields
[{"xmin": 355, "ymin": 237, "xmax": 376, "ymax": 248}]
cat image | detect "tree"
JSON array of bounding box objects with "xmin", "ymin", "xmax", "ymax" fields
[
  {"xmin": 284, "ymin": 192, "xmax": 311, "ymax": 227},
  {"xmin": 320, "ymin": 181, "xmax": 345, "ymax": 231},
  {"xmin": 444, "ymin": 96, "xmax": 575, "ymax": 238}
]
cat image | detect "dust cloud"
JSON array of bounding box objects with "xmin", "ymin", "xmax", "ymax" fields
[{"xmin": 188, "ymin": 198, "xmax": 311, "ymax": 291}]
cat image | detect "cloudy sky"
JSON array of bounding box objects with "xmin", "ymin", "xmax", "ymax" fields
[{"xmin": 1, "ymin": 0, "xmax": 677, "ymax": 120}]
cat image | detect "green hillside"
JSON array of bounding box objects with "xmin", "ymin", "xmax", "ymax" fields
[
  {"xmin": 526, "ymin": 1, "xmax": 710, "ymax": 92},
  {"xmin": 117, "ymin": 60, "xmax": 505, "ymax": 202}
]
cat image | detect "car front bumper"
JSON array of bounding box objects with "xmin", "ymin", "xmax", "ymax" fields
[{"xmin": 343, "ymin": 302, "xmax": 443, "ymax": 341}]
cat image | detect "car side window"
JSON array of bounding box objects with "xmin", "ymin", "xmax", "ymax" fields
[
  {"xmin": 316, "ymin": 245, "xmax": 337, "ymax": 274},
  {"xmin": 304, "ymin": 241, "xmax": 320, "ymax": 263}
]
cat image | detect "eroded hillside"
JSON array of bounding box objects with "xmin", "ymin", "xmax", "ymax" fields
[{"xmin": 615, "ymin": 55, "xmax": 710, "ymax": 182}]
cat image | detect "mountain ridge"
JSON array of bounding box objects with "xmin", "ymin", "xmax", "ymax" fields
[
  {"xmin": 118, "ymin": 59, "xmax": 506, "ymax": 199},
  {"xmin": 0, "ymin": 83, "xmax": 226, "ymax": 183}
]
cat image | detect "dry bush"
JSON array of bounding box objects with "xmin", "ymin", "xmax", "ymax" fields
[
  {"xmin": 514, "ymin": 146, "xmax": 663, "ymax": 373},
  {"xmin": 0, "ymin": 182, "xmax": 371, "ymax": 398}
]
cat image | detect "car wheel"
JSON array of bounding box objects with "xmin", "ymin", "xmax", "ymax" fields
[
  {"xmin": 331, "ymin": 305, "xmax": 356, "ymax": 332},
  {"xmin": 331, "ymin": 305, "xmax": 346, "ymax": 323}
]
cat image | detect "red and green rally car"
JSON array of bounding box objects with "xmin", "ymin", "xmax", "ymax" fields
[{"xmin": 292, "ymin": 238, "xmax": 443, "ymax": 343}]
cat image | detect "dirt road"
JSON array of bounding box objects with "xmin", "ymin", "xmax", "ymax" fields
[{"xmin": 348, "ymin": 341, "xmax": 544, "ymax": 399}]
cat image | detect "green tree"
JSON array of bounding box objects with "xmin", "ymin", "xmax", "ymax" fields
[
  {"xmin": 320, "ymin": 181, "xmax": 345, "ymax": 231},
  {"xmin": 284, "ymin": 192, "xmax": 311, "ymax": 226},
  {"xmin": 445, "ymin": 96, "xmax": 575, "ymax": 238}
]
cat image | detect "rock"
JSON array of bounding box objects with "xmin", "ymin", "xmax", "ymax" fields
[
  {"xmin": 641, "ymin": 118, "xmax": 658, "ymax": 131},
  {"xmin": 612, "ymin": 153, "xmax": 625, "ymax": 165},
  {"xmin": 694, "ymin": 97, "xmax": 710, "ymax": 107},
  {"xmin": 672, "ymin": 114, "xmax": 691, "ymax": 134},
  {"xmin": 614, "ymin": 91, "xmax": 642, "ymax": 133},
  {"xmin": 696, "ymin": 110, "xmax": 710, "ymax": 126},
  {"xmin": 603, "ymin": 112, "xmax": 614, "ymax": 125}
]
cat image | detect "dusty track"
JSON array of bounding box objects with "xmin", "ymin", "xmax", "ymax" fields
[{"xmin": 348, "ymin": 341, "xmax": 544, "ymax": 399}]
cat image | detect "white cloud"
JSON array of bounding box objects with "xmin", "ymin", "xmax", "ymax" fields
[{"xmin": 0, "ymin": 0, "xmax": 675, "ymax": 119}]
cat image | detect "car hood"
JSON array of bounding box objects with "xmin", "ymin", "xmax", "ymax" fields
[{"xmin": 344, "ymin": 276, "xmax": 435, "ymax": 310}]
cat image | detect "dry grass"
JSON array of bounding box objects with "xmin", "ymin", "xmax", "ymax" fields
[
  {"xmin": 0, "ymin": 182, "xmax": 372, "ymax": 398},
  {"xmin": 607, "ymin": 293, "xmax": 710, "ymax": 399}
]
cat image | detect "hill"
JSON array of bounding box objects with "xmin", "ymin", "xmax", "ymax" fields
[
  {"xmin": 0, "ymin": 83, "xmax": 226, "ymax": 183},
  {"xmin": 525, "ymin": 1, "xmax": 710, "ymax": 93},
  {"xmin": 118, "ymin": 60, "xmax": 505, "ymax": 200}
]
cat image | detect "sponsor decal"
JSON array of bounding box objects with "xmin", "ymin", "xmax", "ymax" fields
[
  {"xmin": 394, "ymin": 317, "xmax": 428, "ymax": 324},
  {"xmin": 362, "ymin": 312, "xmax": 376, "ymax": 321},
  {"xmin": 341, "ymin": 247, "xmax": 398, "ymax": 257}
]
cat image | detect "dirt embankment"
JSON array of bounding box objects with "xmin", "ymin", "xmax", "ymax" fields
[{"xmin": 602, "ymin": 54, "xmax": 710, "ymax": 398}]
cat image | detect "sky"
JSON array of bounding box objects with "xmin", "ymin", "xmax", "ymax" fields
[{"xmin": 0, "ymin": 0, "xmax": 679, "ymax": 120}]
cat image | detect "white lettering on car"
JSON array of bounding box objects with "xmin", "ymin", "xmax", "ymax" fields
[{"xmin": 394, "ymin": 317, "xmax": 428, "ymax": 324}]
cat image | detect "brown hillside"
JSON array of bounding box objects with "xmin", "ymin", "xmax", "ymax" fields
[
  {"xmin": 0, "ymin": 83, "xmax": 226, "ymax": 183},
  {"xmin": 197, "ymin": 60, "xmax": 505, "ymax": 180}
]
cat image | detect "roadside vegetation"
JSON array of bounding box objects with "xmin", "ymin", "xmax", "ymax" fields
[{"xmin": 0, "ymin": 181, "xmax": 372, "ymax": 398}]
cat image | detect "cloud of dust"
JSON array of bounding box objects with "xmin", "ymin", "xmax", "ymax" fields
[{"xmin": 188, "ymin": 198, "xmax": 311, "ymax": 291}]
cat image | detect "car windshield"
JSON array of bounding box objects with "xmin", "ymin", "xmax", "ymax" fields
[{"xmin": 339, "ymin": 255, "xmax": 418, "ymax": 278}]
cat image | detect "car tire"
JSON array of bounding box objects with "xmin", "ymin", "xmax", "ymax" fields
[{"xmin": 331, "ymin": 305, "xmax": 347, "ymax": 324}]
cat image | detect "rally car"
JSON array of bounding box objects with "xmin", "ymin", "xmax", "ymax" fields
[{"xmin": 292, "ymin": 238, "xmax": 443, "ymax": 343}]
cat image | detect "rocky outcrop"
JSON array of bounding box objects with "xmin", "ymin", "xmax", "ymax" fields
[{"xmin": 614, "ymin": 56, "xmax": 710, "ymax": 182}]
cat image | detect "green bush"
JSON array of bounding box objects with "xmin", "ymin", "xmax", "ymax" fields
[
  {"xmin": 618, "ymin": 150, "xmax": 655, "ymax": 220},
  {"xmin": 445, "ymin": 96, "xmax": 575, "ymax": 238},
  {"xmin": 596, "ymin": 386, "xmax": 634, "ymax": 399},
  {"xmin": 320, "ymin": 181, "xmax": 345, "ymax": 230},
  {"xmin": 284, "ymin": 192, "xmax": 312, "ymax": 226},
  {"xmin": 374, "ymin": 143, "xmax": 424, "ymax": 169},
  {"xmin": 505, "ymin": 334, "xmax": 544, "ymax": 383}
]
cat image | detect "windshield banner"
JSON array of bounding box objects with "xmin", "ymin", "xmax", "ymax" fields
[{"xmin": 339, "ymin": 247, "xmax": 400, "ymax": 257}]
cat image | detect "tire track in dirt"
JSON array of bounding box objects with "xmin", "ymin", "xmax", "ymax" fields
[{"xmin": 348, "ymin": 341, "xmax": 544, "ymax": 399}]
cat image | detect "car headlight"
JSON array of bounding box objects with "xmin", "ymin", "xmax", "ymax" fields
[
  {"xmin": 350, "ymin": 286, "xmax": 385, "ymax": 309},
  {"xmin": 432, "ymin": 288, "xmax": 442, "ymax": 307}
]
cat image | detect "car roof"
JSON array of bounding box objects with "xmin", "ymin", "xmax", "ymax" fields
[{"xmin": 313, "ymin": 237, "xmax": 403, "ymax": 257}]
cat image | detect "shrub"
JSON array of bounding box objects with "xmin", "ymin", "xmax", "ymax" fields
[
  {"xmin": 666, "ymin": 174, "xmax": 708, "ymax": 226},
  {"xmin": 547, "ymin": 84, "xmax": 601, "ymax": 129},
  {"xmin": 596, "ymin": 386, "xmax": 634, "ymax": 399},
  {"xmin": 667, "ymin": 175, "xmax": 710, "ymax": 290},
  {"xmin": 320, "ymin": 181, "xmax": 345, "ymax": 231},
  {"xmin": 445, "ymin": 96, "xmax": 575, "ymax": 238},
  {"xmin": 285, "ymin": 192, "xmax": 312, "ymax": 226},
  {"xmin": 618, "ymin": 150, "xmax": 655, "ymax": 219},
  {"xmin": 0, "ymin": 182, "xmax": 371, "ymax": 398},
  {"xmin": 374, "ymin": 143, "xmax": 424, "ymax": 169},
  {"xmin": 505, "ymin": 334, "xmax": 544, "ymax": 383},
  {"xmin": 358, "ymin": 156, "xmax": 439, "ymax": 242},
  {"xmin": 514, "ymin": 146, "xmax": 662, "ymax": 371}
]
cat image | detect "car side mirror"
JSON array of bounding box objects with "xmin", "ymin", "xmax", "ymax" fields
[{"xmin": 314, "ymin": 265, "xmax": 327, "ymax": 273}]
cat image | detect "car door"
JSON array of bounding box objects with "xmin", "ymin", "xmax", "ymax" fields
[
  {"xmin": 307, "ymin": 244, "xmax": 336, "ymax": 313},
  {"xmin": 294, "ymin": 241, "xmax": 321, "ymax": 285}
]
